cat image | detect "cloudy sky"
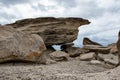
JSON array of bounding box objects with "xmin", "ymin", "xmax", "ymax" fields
[{"xmin": 0, "ymin": 0, "xmax": 120, "ymax": 47}]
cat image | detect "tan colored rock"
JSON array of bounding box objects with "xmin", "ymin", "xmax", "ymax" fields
[
  {"xmin": 83, "ymin": 45, "xmax": 110, "ymax": 54},
  {"xmin": 0, "ymin": 26, "xmax": 46, "ymax": 63},
  {"xmin": 108, "ymin": 43, "xmax": 118, "ymax": 54},
  {"xmin": 90, "ymin": 60, "xmax": 101, "ymax": 64},
  {"xmin": 7, "ymin": 17, "xmax": 90, "ymax": 46},
  {"xmin": 83, "ymin": 37, "xmax": 102, "ymax": 46},
  {"xmin": 117, "ymin": 31, "xmax": 120, "ymax": 66},
  {"xmin": 98, "ymin": 54, "xmax": 118, "ymax": 62},
  {"xmin": 49, "ymin": 51, "xmax": 69, "ymax": 61},
  {"xmin": 80, "ymin": 52, "xmax": 95, "ymax": 61},
  {"xmin": 104, "ymin": 59, "xmax": 118, "ymax": 65},
  {"xmin": 61, "ymin": 43, "xmax": 89, "ymax": 57}
]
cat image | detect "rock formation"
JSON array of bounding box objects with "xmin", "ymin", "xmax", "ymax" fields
[
  {"xmin": 83, "ymin": 37, "xmax": 102, "ymax": 46},
  {"xmin": 0, "ymin": 26, "xmax": 47, "ymax": 63},
  {"xmin": 7, "ymin": 17, "xmax": 90, "ymax": 46},
  {"xmin": 49, "ymin": 51, "xmax": 69, "ymax": 61},
  {"xmin": 117, "ymin": 31, "xmax": 120, "ymax": 66}
]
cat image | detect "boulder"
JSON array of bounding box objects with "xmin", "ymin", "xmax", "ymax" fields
[
  {"xmin": 61, "ymin": 43, "xmax": 89, "ymax": 57},
  {"xmin": 83, "ymin": 45, "xmax": 110, "ymax": 54},
  {"xmin": 49, "ymin": 51, "xmax": 69, "ymax": 61},
  {"xmin": 0, "ymin": 26, "xmax": 46, "ymax": 63},
  {"xmin": 98, "ymin": 54, "xmax": 118, "ymax": 63},
  {"xmin": 7, "ymin": 17, "xmax": 90, "ymax": 46},
  {"xmin": 83, "ymin": 37, "xmax": 102, "ymax": 46},
  {"xmin": 80, "ymin": 52, "xmax": 95, "ymax": 61}
]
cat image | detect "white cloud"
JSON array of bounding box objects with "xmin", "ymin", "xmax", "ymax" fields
[{"xmin": 0, "ymin": 0, "xmax": 120, "ymax": 46}]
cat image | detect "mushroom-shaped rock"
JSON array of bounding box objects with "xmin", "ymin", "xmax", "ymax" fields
[
  {"xmin": 7, "ymin": 17, "xmax": 90, "ymax": 46},
  {"xmin": 0, "ymin": 26, "xmax": 46, "ymax": 63}
]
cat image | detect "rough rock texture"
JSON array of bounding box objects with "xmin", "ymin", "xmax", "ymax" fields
[
  {"xmin": 0, "ymin": 26, "xmax": 46, "ymax": 63},
  {"xmin": 108, "ymin": 43, "xmax": 118, "ymax": 54},
  {"xmin": 49, "ymin": 51, "xmax": 69, "ymax": 61},
  {"xmin": 117, "ymin": 31, "xmax": 120, "ymax": 66},
  {"xmin": 0, "ymin": 59, "xmax": 113, "ymax": 80},
  {"xmin": 80, "ymin": 52, "xmax": 95, "ymax": 61},
  {"xmin": 83, "ymin": 37, "xmax": 102, "ymax": 46},
  {"xmin": 61, "ymin": 43, "xmax": 89, "ymax": 57},
  {"xmin": 83, "ymin": 45, "xmax": 110, "ymax": 54},
  {"xmin": 117, "ymin": 31, "xmax": 120, "ymax": 51},
  {"xmin": 7, "ymin": 17, "xmax": 90, "ymax": 46}
]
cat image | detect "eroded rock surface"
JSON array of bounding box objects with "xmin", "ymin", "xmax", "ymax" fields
[
  {"xmin": 83, "ymin": 37, "xmax": 102, "ymax": 46},
  {"xmin": 7, "ymin": 17, "xmax": 90, "ymax": 46},
  {"xmin": 0, "ymin": 26, "xmax": 46, "ymax": 63},
  {"xmin": 49, "ymin": 51, "xmax": 69, "ymax": 61}
]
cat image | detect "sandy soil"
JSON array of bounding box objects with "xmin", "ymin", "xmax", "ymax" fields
[{"xmin": 0, "ymin": 59, "xmax": 115, "ymax": 80}]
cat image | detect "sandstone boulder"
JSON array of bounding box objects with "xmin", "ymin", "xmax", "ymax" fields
[
  {"xmin": 0, "ymin": 26, "xmax": 46, "ymax": 63},
  {"xmin": 7, "ymin": 17, "xmax": 90, "ymax": 46},
  {"xmin": 49, "ymin": 51, "xmax": 69, "ymax": 61},
  {"xmin": 80, "ymin": 52, "xmax": 95, "ymax": 61}
]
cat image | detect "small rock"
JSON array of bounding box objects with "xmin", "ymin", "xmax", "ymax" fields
[
  {"xmin": 49, "ymin": 51, "xmax": 69, "ymax": 61},
  {"xmin": 80, "ymin": 52, "xmax": 95, "ymax": 61},
  {"xmin": 104, "ymin": 59, "xmax": 118, "ymax": 65},
  {"xmin": 90, "ymin": 60, "xmax": 101, "ymax": 64}
]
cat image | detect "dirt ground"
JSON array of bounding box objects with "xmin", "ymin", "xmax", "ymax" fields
[{"xmin": 0, "ymin": 59, "xmax": 117, "ymax": 80}]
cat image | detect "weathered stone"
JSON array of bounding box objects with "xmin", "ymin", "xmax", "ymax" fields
[
  {"xmin": 7, "ymin": 17, "xmax": 90, "ymax": 46},
  {"xmin": 98, "ymin": 54, "xmax": 118, "ymax": 63},
  {"xmin": 83, "ymin": 45, "xmax": 110, "ymax": 54},
  {"xmin": 0, "ymin": 26, "xmax": 46, "ymax": 63},
  {"xmin": 108, "ymin": 43, "xmax": 118, "ymax": 54},
  {"xmin": 44, "ymin": 45, "xmax": 56, "ymax": 54},
  {"xmin": 117, "ymin": 31, "xmax": 120, "ymax": 66},
  {"xmin": 80, "ymin": 52, "xmax": 95, "ymax": 61},
  {"xmin": 49, "ymin": 51, "xmax": 69, "ymax": 61},
  {"xmin": 104, "ymin": 59, "xmax": 118, "ymax": 65},
  {"xmin": 83, "ymin": 37, "xmax": 102, "ymax": 46},
  {"xmin": 61, "ymin": 42, "xmax": 74, "ymax": 52},
  {"xmin": 90, "ymin": 60, "xmax": 101, "ymax": 64},
  {"xmin": 61, "ymin": 43, "xmax": 89, "ymax": 57}
]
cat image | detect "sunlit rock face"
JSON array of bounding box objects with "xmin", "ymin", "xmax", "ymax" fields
[
  {"xmin": 7, "ymin": 17, "xmax": 90, "ymax": 46},
  {"xmin": 0, "ymin": 26, "xmax": 46, "ymax": 63}
]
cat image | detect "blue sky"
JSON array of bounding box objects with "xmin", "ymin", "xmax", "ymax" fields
[{"xmin": 0, "ymin": 0, "xmax": 120, "ymax": 47}]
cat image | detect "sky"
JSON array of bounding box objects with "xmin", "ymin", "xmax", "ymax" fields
[{"xmin": 0, "ymin": 0, "xmax": 120, "ymax": 47}]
